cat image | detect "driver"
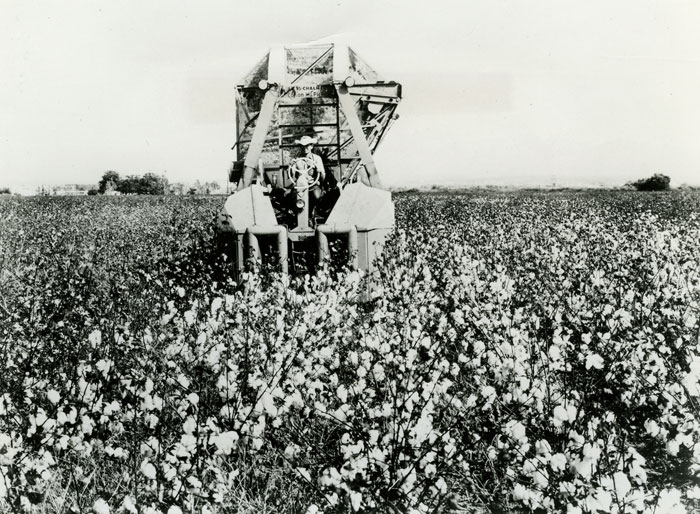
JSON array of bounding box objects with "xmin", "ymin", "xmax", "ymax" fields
[
  {"xmin": 294, "ymin": 135, "xmax": 325, "ymax": 182},
  {"xmin": 294, "ymin": 136, "xmax": 326, "ymax": 215}
]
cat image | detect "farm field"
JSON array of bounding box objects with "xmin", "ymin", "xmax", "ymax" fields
[{"xmin": 1, "ymin": 190, "xmax": 700, "ymax": 513}]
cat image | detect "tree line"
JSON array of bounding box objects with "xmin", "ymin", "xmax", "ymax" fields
[
  {"xmin": 95, "ymin": 171, "xmax": 220, "ymax": 195},
  {"xmin": 97, "ymin": 171, "xmax": 168, "ymax": 195}
]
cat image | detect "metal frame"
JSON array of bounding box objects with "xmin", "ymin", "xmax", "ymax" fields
[
  {"xmin": 238, "ymin": 86, "xmax": 280, "ymax": 190},
  {"xmin": 335, "ymin": 84, "xmax": 382, "ymax": 189}
]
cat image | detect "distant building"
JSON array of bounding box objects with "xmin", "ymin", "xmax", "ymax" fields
[
  {"xmin": 7, "ymin": 184, "xmax": 97, "ymax": 196},
  {"xmin": 50, "ymin": 184, "xmax": 95, "ymax": 196},
  {"xmin": 33, "ymin": 184, "xmax": 96, "ymax": 196},
  {"xmin": 168, "ymin": 183, "xmax": 185, "ymax": 195},
  {"xmin": 9, "ymin": 186, "xmax": 39, "ymax": 196}
]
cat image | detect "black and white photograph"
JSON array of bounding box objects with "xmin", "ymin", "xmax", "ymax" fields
[{"xmin": 1, "ymin": 1, "xmax": 700, "ymax": 513}]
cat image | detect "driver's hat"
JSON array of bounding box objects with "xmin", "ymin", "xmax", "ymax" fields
[{"xmin": 294, "ymin": 135, "xmax": 317, "ymax": 146}]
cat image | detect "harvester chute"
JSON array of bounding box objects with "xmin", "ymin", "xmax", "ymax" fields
[{"xmin": 218, "ymin": 41, "xmax": 401, "ymax": 275}]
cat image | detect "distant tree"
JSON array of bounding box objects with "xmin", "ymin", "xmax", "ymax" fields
[
  {"xmin": 138, "ymin": 173, "xmax": 168, "ymax": 195},
  {"xmin": 113, "ymin": 173, "xmax": 168, "ymax": 195},
  {"xmin": 170, "ymin": 183, "xmax": 185, "ymax": 195},
  {"xmin": 87, "ymin": 189, "xmax": 99, "ymax": 196},
  {"xmin": 204, "ymin": 181, "xmax": 220, "ymax": 194},
  {"xmin": 631, "ymin": 173, "xmax": 671, "ymax": 191},
  {"xmin": 116, "ymin": 175, "xmax": 138, "ymax": 195},
  {"xmin": 187, "ymin": 187, "xmax": 198, "ymax": 195},
  {"xmin": 0, "ymin": 187, "xmax": 10, "ymax": 195},
  {"xmin": 98, "ymin": 171, "xmax": 121, "ymax": 194}
]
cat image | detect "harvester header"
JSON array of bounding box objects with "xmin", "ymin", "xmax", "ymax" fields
[{"xmin": 218, "ymin": 41, "xmax": 402, "ymax": 275}]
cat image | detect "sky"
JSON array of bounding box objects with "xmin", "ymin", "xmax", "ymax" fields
[{"xmin": 2, "ymin": 0, "xmax": 699, "ymax": 189}]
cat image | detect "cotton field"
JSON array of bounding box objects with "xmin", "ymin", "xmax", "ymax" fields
[{"xmin": 1, "ymin": 191, "xmax": 699, "ymax": 513}]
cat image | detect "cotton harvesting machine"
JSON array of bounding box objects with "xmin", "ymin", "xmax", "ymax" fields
[{"xmin": 217, "ymin": 41, "xmax": 402, "ymax": 275}]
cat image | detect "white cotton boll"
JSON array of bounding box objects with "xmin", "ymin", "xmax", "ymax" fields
[
  {"xmin": 513, "ymin": 483, "xmax": 530, "ymax": 501},
  {"xmin": 681, "ymin": 359, "xmax": 700, "ymax": 396},
  {"xmin": 553, "ymin": 405, "xmax": 569, "ymax": 427},
  {"xmin": 167, "ymin": 507, "xmax": 183, "ymax": 514},
  {"xmin": 536, "ymin": 439, "xmax": 552, "ymax": 457},
  {"xmin": 176, "ymin": 374, "xmax": 190, "ymax": 388},
  {"xmin": 103, "ymin": 400, "xmax": 121, "ymax": 415},
  {"xmin": 628, "ymin": 456, "xmax": 648, "ymax": 484},
  {"xmin": 549, "ymin": 345, "xmax": 562, "ymax": 361},
  {"xmin": 481, "ymin": 386, "xmax": 496, "ymax": 403},
  {"xmin": 582, "ymin": 442, "xmax": 601, "ymax": 461},
  {"xmin": 532, "ymin": 468, "xmax": 549, "ymax": 489},
  {"xmin": 120, "ymin": 497, "xmax": 137, "ymax": 514},
  {"xmin": 687, "ymin": 485, "xmax": 700, "ymax": 499},
  {"xmin": 182, "ymin": 416, "xmax": 197, "ymax": 435},
  {"xmin": 187, "ymin": 476, "xmax": 202, "ymax": 490},
  {"xmin": 487, "ymin": 446, "xmax": 497, "ymax": 460},
  {"xmin": 573, "ymin": 458, "xmax": 594, "ymax": 479},
  {"xmin": 412, "ymin": 412, "xmax": 433, "ymax": 445},
  {"xmin": 586, "ymin": 489, "xmax": 612, "ymax": 513},
  {"xmin": 260, "ymin": 392, "xmax": 277, "ymax": 417},
  {"xmin": 180, "ymin": 434, "xmax": 197, "ymax": 453},
  {"xmin": 550, "ymin": 453, "xmax": 567, "ymax": 471},
  {"xmin": 88, "ymin": 330, "xmax": 102, "ymax": 348},
  {"xmin": 140, "ymin": 459, "xmax": 157, "ymax": 480},
  {"xmin": 613, "ymin": 471, "xmax": 631, "ymax": 499},
  {"xmin": 435, "ymin": 477, "xmax": 448, "ymax": 494},
  {"xmin": 319, "ymin": 346, "xmax": 333, "ymax": 361},
  {"xmin": 688, "ymin": 356, "xmax": 700, "ymax": 374},
  {"xmin": 93, "ymin": 498, "xmax": 110, "ymax": 514},
  {"xmin": 505, "ymin": 420, "xmax": 527, "ymax": 444},
  {"xmin": 210, "ymin": 297, "xmax": 222, "ymax": 314},
  {"xmin": 284, "ymin": 443, "xmax": 300, "ymax": 459},
  {"xmin": 568, "ymin": 430, "xmax": 585, "ymax": 448},
  {"xmin": 656, "ymin": 489, "xmax": 686, "ymax": 514},
  {"xmin": 96, "ymin": 359, "xmax": 111, "ymax": 376},
  {"xmin": 644, "ymin": 419, "xmax": 660, "ymax": 437},
  {"xmin": 337, "ymin": 385, "xmax": 348, "ymax": 404},
  {"xmin": 141, "ymin": 395, "xmax": 155, "ymax": 411},
  {"xmin": 667, "ymin": 439, "xmax": 680, "ymax": 456},
  {"xmin": 372, "ymin": 363, "xmax": 385, "ymax": 381},
  {"xmin": 349, "ymin": 491, "xmax": 362, "ymax": 511},
  {"xmin": 585, "ymin": 353, "xmax": 604, "ymax": 370},
  {"xmin": 47, "ymin": 389, "xmax": 60, "ymax": 404},
  {"xmin": 81, "ymin": 415, "xmax": 94, "ymax": 435},
  {"xmin": 252, "ymin": 416, "xmax": 266, "ymax": 438}
]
